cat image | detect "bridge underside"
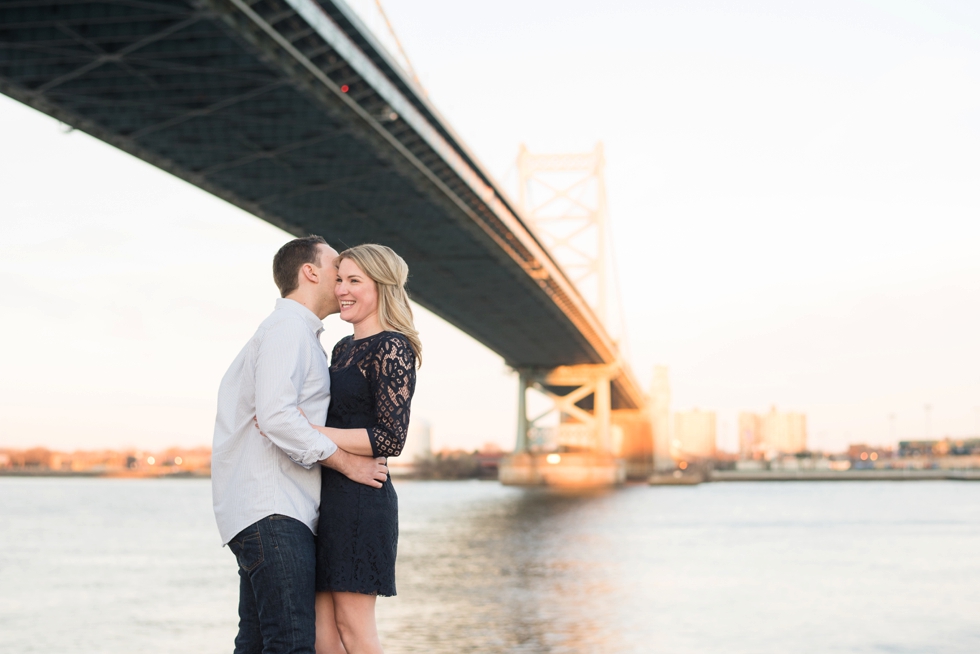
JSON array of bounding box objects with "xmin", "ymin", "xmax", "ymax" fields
[{"xmin": 0, "ymin": 0, "xmax": 643, "ymax": 410}]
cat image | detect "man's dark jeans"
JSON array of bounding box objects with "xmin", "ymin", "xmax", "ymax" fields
[{"xmin": 228, "ymin": 515, "xmax": 316, "ymax": 654}]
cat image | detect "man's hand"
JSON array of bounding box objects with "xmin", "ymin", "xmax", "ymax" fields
[{"xmin": 322, "ymin": 448, "xmax": 387, "ymax": 488}]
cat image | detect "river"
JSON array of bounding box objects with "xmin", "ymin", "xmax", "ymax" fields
[{"xmin": 1, "ymin": 478, "xmax": 978, "ymax": 653}]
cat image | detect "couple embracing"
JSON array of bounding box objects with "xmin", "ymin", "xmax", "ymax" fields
[{"xmin": 212, "ymin": 236, "xmax": 420, "ymax": 654}]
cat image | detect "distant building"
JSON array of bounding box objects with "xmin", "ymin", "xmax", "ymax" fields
[
  {"xmin": 672, "ymin": 409, "xmax": 717, "ymax": 459},
  {"xmin": 739, "ymin": 407, "xmax": 807, "ymax": 457},
  {"xmin": 404, "ymin": 419, "xmax": 432, "ymax": 460},
  {"xmin": 760, "ymin": 408, "xmax": 806, "ymax": 454},
  {"xmin": 899, "ymin": 438, "xmax": 980, "ymax": 457},
  {"xmin": 738, "ymin": 413, "xmax": 761, "ymax": 458},
  {"xmin": 389, "ymin": 419, "xmax": 433, "ymax": 477},
  {"xmin": 650, "ymin": 366, "xmax": 673, "ymax": 471}
]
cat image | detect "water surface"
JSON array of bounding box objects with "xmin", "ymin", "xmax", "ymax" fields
[{"xmin": 1, "ymin": 478, "xmax": 978, "ymax": 653}]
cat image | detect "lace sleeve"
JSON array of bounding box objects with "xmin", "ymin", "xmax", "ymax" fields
[
  {"xmin": 330, "ymin": 336, "xmax": 351, "ymax": 367},
  {"xmin": 366, "ymin": 334, "xmax": 416, "ymax": 458}
]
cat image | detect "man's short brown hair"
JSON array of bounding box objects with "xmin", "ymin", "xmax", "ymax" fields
[{"xmin": 272, "ymin": 235, "xmax": 328, "ymax": 297}]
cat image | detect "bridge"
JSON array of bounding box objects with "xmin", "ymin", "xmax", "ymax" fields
[{"xmin": 0, "ymin": 0, "xmax": 654, "ymax": 485}]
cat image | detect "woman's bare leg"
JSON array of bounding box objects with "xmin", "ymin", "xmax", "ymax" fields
[
  {"xmin": 333, "ymin": 592, "xmax": 382, "ymax": 654},
  {"xmin": 315, "ymin": 592, "xmax": 347, "ymax": 654}
]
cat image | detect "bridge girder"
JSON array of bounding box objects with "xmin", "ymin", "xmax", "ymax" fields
[{"xmin": 0, "ymin": 0, "xmax": 646, "ymax": 410}]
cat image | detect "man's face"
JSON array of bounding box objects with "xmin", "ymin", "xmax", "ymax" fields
[{"xmin": 317, "ymin": 244, "xmax": 341, "ymax": 315}]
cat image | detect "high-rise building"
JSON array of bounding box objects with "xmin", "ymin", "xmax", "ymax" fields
[
  {"xmin": 404, "ymin": 419, "xmax": 432, "ymax": 461},
  {"xmin": 650, "ymin": 366, "xmax": 673, "ymax": 471},
  {"xmin": 672, "ymin": 409, "xmax": 717, "ymax": 459},
  {"xmin": 738, "ymin": 413, "xmax": 761, "ymax": 458},
  {"xmin": 739, "ymin": 407, "xmax": 807, "ymax": 457},
  {"xmin": 389, "ymin": 419, "xmax": 433, "ymax": 477}
]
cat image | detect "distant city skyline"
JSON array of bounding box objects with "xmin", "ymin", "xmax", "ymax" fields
[
  {"xmin": 2, "ymin": 0, "xmax": 980, "ymax": 453},
  {"xmin": 739, "ymin": 408, "xmax": 808, "ymax": 458},
  {"xmin": 673, "ymin": 408, "xmax": 718, "ymax": 459}
]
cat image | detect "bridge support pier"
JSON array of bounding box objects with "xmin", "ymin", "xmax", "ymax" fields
[{"xmin": 499, "ymin": 364, "xmax": 626, "ymax": 488}]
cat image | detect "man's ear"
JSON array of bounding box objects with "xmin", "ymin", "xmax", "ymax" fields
[{"xmin": 300, "ymin": 262, "xmax": 319, "ymax": 284}]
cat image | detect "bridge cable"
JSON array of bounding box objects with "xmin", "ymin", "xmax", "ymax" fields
[{"xmin": 373, "ymin": 0, "xmax": 427, "ymax": 96}]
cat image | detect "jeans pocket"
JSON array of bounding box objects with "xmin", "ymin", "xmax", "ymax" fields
[{"xmin": 229, "ymin": 532, "xmax": 264, "ymax": 572}]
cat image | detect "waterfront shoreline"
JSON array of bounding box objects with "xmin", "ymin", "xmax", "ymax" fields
[
  {"xmin": 0, "ymin": 469, "xmax": 210, "ymax": 479},
  {"xmin": 5, "ymin": 469, "xmax": 980, "ymax": 484},
  {"xmin": 710, "ymin": 469, "xmax": 980, "ymax": 482},
  {"xmin": 650, "ymin": 468, "xmax": 980, "ymax": 485}
]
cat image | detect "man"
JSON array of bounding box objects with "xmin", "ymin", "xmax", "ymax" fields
[{"xmin": 212, "ymin": 235, "xmax": 387, "ymax": 654}]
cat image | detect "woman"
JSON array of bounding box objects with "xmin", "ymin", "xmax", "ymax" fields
[{"xmin": 305, "ymin": 244, "xmax": 421, "ymax": 654}]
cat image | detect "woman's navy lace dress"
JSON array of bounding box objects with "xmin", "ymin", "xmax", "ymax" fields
[{"xmin": 315, "ymin": 331, "xmax": 416, "ymax": 597}]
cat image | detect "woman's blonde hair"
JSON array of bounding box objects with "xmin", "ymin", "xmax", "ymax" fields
[{"xmin": 336, "ymin": 244, "xmax": 421, "ymax": 366}]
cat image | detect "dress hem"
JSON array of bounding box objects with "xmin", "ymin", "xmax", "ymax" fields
[{"xmin": 315, "ymin": 586, "xmax": 396, "ymax": 598}]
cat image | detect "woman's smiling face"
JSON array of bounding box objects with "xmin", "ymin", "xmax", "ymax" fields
[{"xmin": 336, "ymin": 257, "xmax": 379, "ymax": 326}]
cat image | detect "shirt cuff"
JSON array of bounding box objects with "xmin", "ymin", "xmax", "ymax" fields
[
  {"xmin": 289, "ymin": 431, "xmax": 337, "ymax": 468},
  {"xmin": 312, "ymin": 432, "xmax": 338, "ymax": 464}
]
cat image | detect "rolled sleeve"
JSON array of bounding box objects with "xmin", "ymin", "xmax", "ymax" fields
[{"xmin": 254, "ymin": 321, "xmax": 337, "ymax": 468}]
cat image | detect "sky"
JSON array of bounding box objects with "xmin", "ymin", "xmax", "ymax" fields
[{"xmin": 1, "ymin": 0, "xmax": 979, "ymax": 453}]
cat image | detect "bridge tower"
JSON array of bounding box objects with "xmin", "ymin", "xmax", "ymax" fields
[
  {"xmin": 500, "ymin": 144, "xmax": 644, "ymax": 488},
  {"xmin": 516, "ymin": 143, "xmax": 610, "ymax": 323}
]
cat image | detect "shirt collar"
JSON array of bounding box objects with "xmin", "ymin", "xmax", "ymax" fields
[{"xmin": 275, "ymin": 298, "xmax": 324, "ymax": 335}]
